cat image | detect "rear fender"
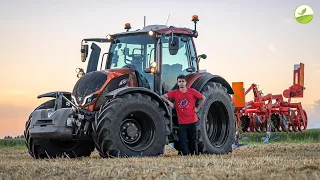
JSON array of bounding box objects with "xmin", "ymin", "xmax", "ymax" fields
[
  {"xmin": 187, "ymin": 73, "xmax": 234, "ymax": 94},
  {"xmin": 105, "ymin": 87, "xmax": 171, "ymax": 117}
]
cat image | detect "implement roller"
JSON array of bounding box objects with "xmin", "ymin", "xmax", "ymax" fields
[{"xmin": 232, "ymin": 63, "xmax": 307, "ymax": 133}]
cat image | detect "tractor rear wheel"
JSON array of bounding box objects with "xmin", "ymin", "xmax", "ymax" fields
[
  {"xmin": 197, "ymin": 82, "xmax": 235, "ymax": 154},
  {"xmin": 24, "ymin": 100, "xmax": 95, "ymax": 159},
  {"xmin": 93, "ymin": 93, "xmax": 169, "ymax": 158}
]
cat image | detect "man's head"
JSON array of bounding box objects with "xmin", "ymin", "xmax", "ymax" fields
[{"xmin": 177, "ymin": 74, "xmax": 187, "ymax": 89}]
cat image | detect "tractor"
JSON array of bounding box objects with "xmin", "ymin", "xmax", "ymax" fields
[{"xmin": 24, "ymin": 15, "xmax": 236, "ymax": 158}]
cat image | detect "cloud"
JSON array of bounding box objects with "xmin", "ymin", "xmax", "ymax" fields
[{"xmin": 268, "ymin": 44, "xmax": 276, "ymax": 52}]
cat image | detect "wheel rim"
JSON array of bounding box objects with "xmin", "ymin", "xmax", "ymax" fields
[
  {"xmin": 206, "ymin": 101, "xmax": 229, "ymax": 148},
  {"xmin": 120, "ymin": 119, "xmax": 142, "ymax": 144},
  {"xmin": 120, "ymin": 111, "xmax": 155, "ymax": 151}
]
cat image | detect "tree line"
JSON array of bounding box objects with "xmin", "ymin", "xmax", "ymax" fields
[{"xmin": 3, "ymin": 135, "xmax": 24, "ymax": 139}]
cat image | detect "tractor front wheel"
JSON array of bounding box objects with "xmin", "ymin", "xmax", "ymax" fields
[{"xmin": 92, "ymin": 93, "xmax": 169, "ymax": 158}]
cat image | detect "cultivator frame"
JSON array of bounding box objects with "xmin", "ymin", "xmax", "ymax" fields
[{"xmin": 233, "ymin": 63, "xmax": 307, "ymax": 133}]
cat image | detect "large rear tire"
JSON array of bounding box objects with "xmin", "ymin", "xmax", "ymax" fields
[
  {"xmin": 24, "ymin": 100, "xmax": 95, "ymax": 159},
  {"xmin": 92, "ymin": 93, "xmax": 169, "ymax": 158},
  {"xmin": 197, "ymin": 82, "xmax": 235, "ymax": 154}
]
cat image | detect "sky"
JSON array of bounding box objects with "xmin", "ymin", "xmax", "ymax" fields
[{"xmin": 0, "ymin": 0, "xmax": 319, "ymax": 138}]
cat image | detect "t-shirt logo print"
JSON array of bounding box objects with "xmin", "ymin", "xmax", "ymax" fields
[{"xmin": 179, "ymin": 99, "xmax": 190, "ymax": 111}]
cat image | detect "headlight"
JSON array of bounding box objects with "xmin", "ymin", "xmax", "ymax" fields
[
  {"xmin": 71, "ymin": 93, "xmax": 99, "ymax": 106},
  {"xmin": 82, "ymin": 93, "xmax": 99, "ymax": 106}
]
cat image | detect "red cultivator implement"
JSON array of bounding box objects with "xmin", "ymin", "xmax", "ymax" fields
[{"xmin": 233, "ymin": 63, "xmax": 307, "ymax": 133}]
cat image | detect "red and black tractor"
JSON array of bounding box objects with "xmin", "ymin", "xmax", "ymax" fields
[{"xmin": 24, "ymin": 15, "xmax": 236, "ymax": 158}]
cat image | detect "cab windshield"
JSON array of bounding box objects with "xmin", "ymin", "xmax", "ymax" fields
[{"xmin": 107, "ymin": 34, "xmax": 156, "ymax": 72}]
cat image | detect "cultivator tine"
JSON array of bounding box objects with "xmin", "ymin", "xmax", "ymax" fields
[
  {"xmin": 232, "ymin": 129, "xmax": 249, "ymax": 150},
  {"xmin": 261, "ymin": 123, "xmax": 281, "ymax": 143},
  {"xmin": 281, "ymin": 114, "xmax": 288, "ymax": 131},
  {"xmin": 254, "ymin": 114, "xmax": 262, "ymax": 132}
]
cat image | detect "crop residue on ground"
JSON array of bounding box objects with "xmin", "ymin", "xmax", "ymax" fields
[{"xmin": 1, "ymin": 144, "xmax": 320, "ymax": 179}]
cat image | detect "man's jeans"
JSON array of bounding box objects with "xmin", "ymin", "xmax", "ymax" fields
[{"xmin": 179, "ymin": 121, "xmax": 198, "ymax": 155}]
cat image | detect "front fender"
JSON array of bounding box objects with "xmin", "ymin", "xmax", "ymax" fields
[
  {"xmin": 37, "ymin": 91, "xmax": 72, "ymax": 109},
  {"xmin": 37, "ymin": 91, "xmax": 71, "ymax": 99},
  {"xmin": 106, "ymin": 87, "xmax": 171, "ymax": 117}
]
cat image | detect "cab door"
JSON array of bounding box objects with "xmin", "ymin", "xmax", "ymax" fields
[{"xmin": 161, "ymin": 36, "xmax": 191, "ymax": 93}]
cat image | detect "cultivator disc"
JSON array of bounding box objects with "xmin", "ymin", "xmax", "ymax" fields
[
  {"xmin": 253, "ymin": 114, "xmax": 263, "ymax": 132},
  {"xmin": 271, "ymin": 114, "xmax": 281, "ymax": 132},
  {"xmin": 240, "ymin": 115, "xmax": 250, "ymax": 132},
  {"xmin": 298, "ymin": 110, "xmax": 308, "ymax": 131}
]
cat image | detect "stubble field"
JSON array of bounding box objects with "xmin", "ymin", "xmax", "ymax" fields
[{"xmin": 1, "ymin": 143, "xmax": 320, "ymax": 180}]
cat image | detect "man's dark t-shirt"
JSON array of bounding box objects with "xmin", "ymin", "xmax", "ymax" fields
[{"xmin": 167, "ymin": 88, "xmax": 202, "ymax": 124}]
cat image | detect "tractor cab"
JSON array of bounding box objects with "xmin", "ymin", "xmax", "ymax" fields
[{"xmin": 77, "ymin": 15, "xmax": 206, "ymax": 95}]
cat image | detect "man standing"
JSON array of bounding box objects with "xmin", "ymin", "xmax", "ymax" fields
[{"xmin": 161, "ymin": 74, "xmax": 206, "ymax": 155}]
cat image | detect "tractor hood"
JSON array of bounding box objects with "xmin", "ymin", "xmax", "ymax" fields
[
  {"xmin": 100, "ymin": 67, "xmax": 135, "ymax": 76},
  {"xmin": 72, "ymin": 68, "xmax": 136, "ymax": 107},
  {"xmin": 72, "ymin": 71, "xmax": 107, "ymax": 106}
]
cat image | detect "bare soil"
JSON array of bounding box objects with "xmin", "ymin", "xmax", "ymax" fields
[{"xmin": 1, "ymin": 144, "xmax": 320, "ymax": 180}]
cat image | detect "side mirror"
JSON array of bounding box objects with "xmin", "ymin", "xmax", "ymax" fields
[
  {"xmin": 200, "ymin": 54, "xmax": 207, "ymax": 59},
  {"xmin": 197, "ymin": 54, "xmax": 207, "ymax": 63},
  {"xmin": 75, "ymin": 68, "xmax": 85, "ymax": 78},
  {"xmin": 81, "ymin": 45, "xmax": 89, "ymax": 62},
  {"xmin": 168, "ymin": 36, "xmax": 180, "ymax": 55},
  {"xmin": 144, "ymin": 62, "xmax": 157, "ymax": 74}
]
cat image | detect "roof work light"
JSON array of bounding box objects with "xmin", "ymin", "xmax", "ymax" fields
[{"xmin": 124, "ymin": 23, "xmax": 131, "ymax": 31}]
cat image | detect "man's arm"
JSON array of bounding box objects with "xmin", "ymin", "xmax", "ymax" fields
[
  {"xmin": 195, "ymin": 95, "xmax": 206, "ymax": 112},
  {"xmin": 161, "ymin": 94, "xmax": 174, "ymax": 109},
  {"xmin": 160, "ymin": 94, "xmax": 170, "ymax": 102},
  {"xmin": 191, "ymin": 88, "xmax": 206, "ymax": 112}
]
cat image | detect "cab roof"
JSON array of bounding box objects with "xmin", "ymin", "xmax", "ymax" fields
[{"xmin": 111, "ymin": 25, "xmax": 195, "ymax": 37}]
